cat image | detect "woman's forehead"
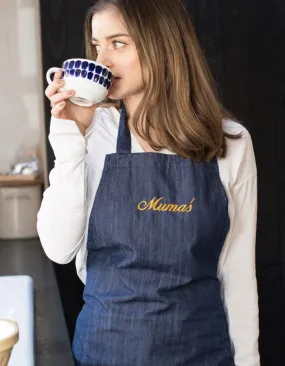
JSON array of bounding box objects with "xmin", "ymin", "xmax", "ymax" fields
[{"xmin": 91, "ymin": 7, "xmax": 127, "ymax": 37}]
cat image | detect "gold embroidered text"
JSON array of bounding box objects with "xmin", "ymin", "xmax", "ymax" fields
[{"xmin": 137, "ymin": 197, "xmax": 196, "ymax": 212}]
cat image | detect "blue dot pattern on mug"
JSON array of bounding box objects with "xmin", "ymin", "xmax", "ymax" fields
[{"xmin": 62, "ymin": 60, "xmax": 112, "ymax": 89}]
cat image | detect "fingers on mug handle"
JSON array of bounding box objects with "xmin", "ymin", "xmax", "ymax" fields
[
  {"xmin": 53, "ymin": 69, "xmax": 63, "ymax": 81},
  {"xmin": 54, "ymin": 69, "xmax": 64, "ymax": 92},
  {"xmin": 46, "ymin": 67, "xmax": 62, "ymax": 85}
]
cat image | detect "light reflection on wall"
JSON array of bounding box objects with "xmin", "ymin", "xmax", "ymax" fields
[{"xmin": 0, "ymin": 0, "xmax": 46, "ymax": 186}]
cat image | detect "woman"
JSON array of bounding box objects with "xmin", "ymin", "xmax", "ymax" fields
[{"xmin": 38, "ymin": 0, "xmax": 260, "ymax": 365}]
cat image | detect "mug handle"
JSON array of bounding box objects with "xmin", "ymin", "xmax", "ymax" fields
[{"xmin": 46, "ymin": 67, "xmax": 61, "ymax": 84}]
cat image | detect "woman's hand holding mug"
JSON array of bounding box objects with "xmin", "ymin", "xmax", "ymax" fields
[
  {"xmin": 45, "ymin": 69, "xmax": 97, "ymax": 135},
  {"xmin": 45, "ymin": 59, "xmax": 114, "ymax": 135}
]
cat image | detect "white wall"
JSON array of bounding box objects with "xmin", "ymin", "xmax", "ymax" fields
[{"xmin": 0, "ymin": 0, "xmax": 47, "ymax": 186}]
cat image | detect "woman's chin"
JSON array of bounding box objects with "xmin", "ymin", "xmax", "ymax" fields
[{"xmin": 108, "ymin": 89, "xmax": 125, "ymax": 100}]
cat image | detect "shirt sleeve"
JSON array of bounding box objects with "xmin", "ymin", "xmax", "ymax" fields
[
  {"xmin": 37, "ymin": 116, "xmax": 88, "ymax": 264},
  {"xmin": 220, "ymin": 172, "xmax": 260, "ymax": 366}
]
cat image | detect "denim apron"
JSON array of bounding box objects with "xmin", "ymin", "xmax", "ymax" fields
[{"xmin": 72, "ymin": 105, "xmax": 235, "ymax": 366}]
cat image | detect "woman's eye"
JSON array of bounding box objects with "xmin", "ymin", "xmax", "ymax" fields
[
  {"xmin": 112, "ymin": 41, "xmax": 125, "ymax": 49},
  {"xmin": 93, "ymin": 41, "xmax": 125, "ymax": 52}
]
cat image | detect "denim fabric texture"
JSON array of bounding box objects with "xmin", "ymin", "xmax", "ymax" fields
[{"xmin": 72, "ymin": 105, "xmax": 235, "ymax": 366}]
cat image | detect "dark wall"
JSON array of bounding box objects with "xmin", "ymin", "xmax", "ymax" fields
[
  {"xmin": 184, "ymin": 2, "xmax": 285, "ymax": 364},
  {"xmin": 39, "ymin": 1, "xmax": 285, "ymax": 364},
  {"xmin": 39, "ymin": 0, "xmax": 92, "ymax": 343}
]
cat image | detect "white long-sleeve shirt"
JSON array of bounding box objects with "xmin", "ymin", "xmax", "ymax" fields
[{"xmin": 37, "ymin": 106, "xmax": 260, "ymax": 366}]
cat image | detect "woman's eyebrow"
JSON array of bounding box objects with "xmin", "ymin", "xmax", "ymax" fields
[{"xmin": 92, "ymin": 33, "xmax": 131, "ymax": 42}]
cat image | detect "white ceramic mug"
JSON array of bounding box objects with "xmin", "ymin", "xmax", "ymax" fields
[
  {"xmin": 46, "ymin": 58, "xmax": 113, "ymax": 107},
  {"xmin": 0, "ymin": 319, "xmax": 19, "ymax": 366}
]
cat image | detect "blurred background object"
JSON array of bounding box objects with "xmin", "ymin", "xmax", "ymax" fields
[
  {"xmin": 0, "ymin": 1, "xmax": 74, "ymax": 365},
  {"xmin": 0, "ymin": 318, "xmax": 19, "ymax": 366}
]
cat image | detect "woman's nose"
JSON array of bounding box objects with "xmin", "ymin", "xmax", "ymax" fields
[{"xmin": 96, "ymin": 50, "xmax": 112, "ymax": 69}]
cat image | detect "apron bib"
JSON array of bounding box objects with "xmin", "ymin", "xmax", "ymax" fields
[{"xmin": 73, "ymin": 105, "xmax": 235, "ymax": 366}]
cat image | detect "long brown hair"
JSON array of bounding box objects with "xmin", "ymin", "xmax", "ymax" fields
[{"xmin": 84, "ymin": 0, "xmax": 241, "ymax": 161}]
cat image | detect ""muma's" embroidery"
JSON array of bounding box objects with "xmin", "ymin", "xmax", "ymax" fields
[{"xmin": 138, "ymin": 197, "xmax": 195, "ymax": 213}]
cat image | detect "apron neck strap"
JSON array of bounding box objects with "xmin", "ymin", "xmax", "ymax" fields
[{"xmin": 116, "ymin": 104, "xmax": 131, "ymax": 154}]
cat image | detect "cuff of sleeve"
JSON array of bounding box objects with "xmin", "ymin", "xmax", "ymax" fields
[
  {"xmin": 49, "ymin": 117, "xmax": 87, "ymax": 161},
  {"xmin": 50, "ymin": 116, "xmax": 83, "ymax": 135}
]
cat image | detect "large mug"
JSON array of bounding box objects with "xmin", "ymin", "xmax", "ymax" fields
[{"xmin": 46, "ymin": 58, "xmax": 114, "ymax": 107}]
